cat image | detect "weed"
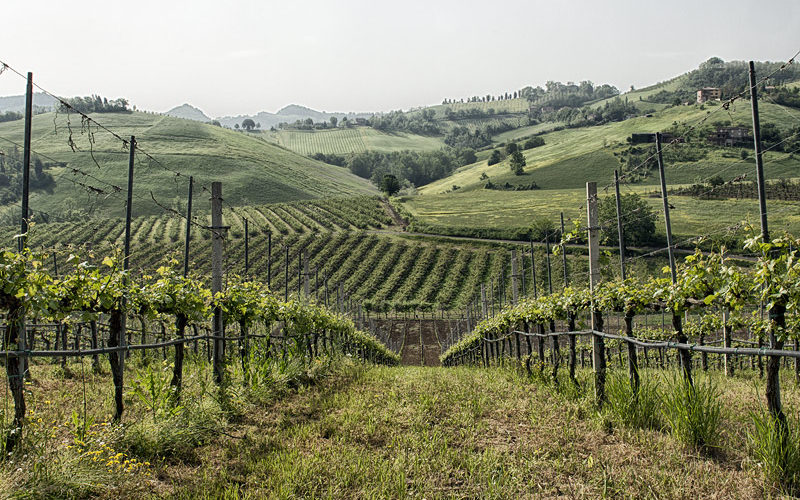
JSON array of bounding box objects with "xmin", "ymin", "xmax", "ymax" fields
[
  {"xmin": 661, "ymin": 372, "xmax": 722, "ymax": 450},
  {"xmin": 605, "ymin": 371, "xmax": 662, "ymax": 430},
  {"xmin": 748, "ymin": 409, "xmax": 800, "ymax": 494},
  {"xmin": 131, "ymin": 359, "xmax": 182, "ymax": 420}
]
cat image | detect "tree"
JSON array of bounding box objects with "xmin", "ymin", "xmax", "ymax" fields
[
  {"xmin": 598, "ymin": 192, "xmax": 657, "ymax": 246},
  {"xmin": 381, "ymin": 174, "xmax": 401, "ymax": 196},
  {"xmin": 488, "ymin": 149, "xmax": 504, "ymax": 166},
  {"xmin": 241, "ymin": 118, "xmax": 256, "ymax": 131},
  {"xmin": 234, "ymin": 123, "xmax": 240, "ymax": 130},
  {"xmin": 330, "ymin": 116, "xmax": 338, "ymax": 127},
  {"xmin": 509, "ymin": 150, "xmax": 526, "ymax": 175},
  {"xmin": 505, "ymin": 142, "xmax": 519, "ymax": 155},
  {"xmin": 458, "ymin": 148, "xmax": 477, "ymax": 165},
  {"xmin": 523, "ymin": 137, "xmax": 545, "ymax": 149}
]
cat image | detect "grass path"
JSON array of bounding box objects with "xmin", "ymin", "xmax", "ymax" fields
[{"xmin": 165, "ymin": 365, "xmax": 763, "ymax": 498}]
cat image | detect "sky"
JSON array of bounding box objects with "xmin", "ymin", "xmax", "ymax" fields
[{"xmin": 1, "ymin": 0, "xmax": 798, "ymax": 118}]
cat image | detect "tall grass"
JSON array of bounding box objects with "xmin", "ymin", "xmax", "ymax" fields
[
  {"xmin": 605, "ymin": 371, "xmax": 662, "ymax": 430},
  {"xmin": 748, "ymin": 409, "xmax": 800, "ymax": 494},
  {"xmin": 660, "ymin": 373, "xmax": 722, "ymax": 450}
]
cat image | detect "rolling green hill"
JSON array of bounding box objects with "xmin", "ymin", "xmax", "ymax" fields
[
  {"xmin": 0, "ymin": 112, "xmax": 378, "ymax": 221},
  {"xmin": 419, "ymin": 99, "xmax": 798, "ymax": 195}
]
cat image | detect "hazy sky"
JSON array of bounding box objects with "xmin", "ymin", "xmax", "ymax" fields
[{"xmin": 1, "ymin": 0, "xmax": 798, "ymax": 117}]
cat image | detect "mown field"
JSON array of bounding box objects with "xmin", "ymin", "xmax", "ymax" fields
[
  {"xmin": 262, "ymin": 127, "xmax": 445, "ymax": 155},
  {"xmin": 0, "ymin": 112, "xmax": 377, "ymax": 220},
  {"xmin": 401, "ymin": 186, "xmax": 800, "ymax": 244}
]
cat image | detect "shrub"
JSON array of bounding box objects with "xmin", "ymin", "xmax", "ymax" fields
[{"xmin": 523, "ymin": 136, "xmax": 545, "ymax": 149}]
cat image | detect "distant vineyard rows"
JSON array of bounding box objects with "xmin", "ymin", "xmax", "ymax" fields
[{"xmin": 3, "ymin": 195, "xmax": 573, "ymax": 310}]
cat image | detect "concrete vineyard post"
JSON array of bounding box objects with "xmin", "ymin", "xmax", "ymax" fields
[{"xmin": 587, "ymin": 182, "xmax": 606, "ymax": 406}]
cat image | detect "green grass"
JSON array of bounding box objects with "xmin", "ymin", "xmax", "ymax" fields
[
  {"xmin": 0, "ymin": 112, "xmax": 377, "ymax": 218},
  {"xmin": 263, "ymin": 126, "xmax": 445, "ymax": 155},
  {"xmin": 401, "ymin": 186, "xmax": 800, "ymax": 244},
  {"xmin": 490, "ymin": 121, "xmax": 566, "ymax": 144},
  {"xmin": 420, "ymin": 97, "xmax": 529, "ymax": 119},
  {"xmin": 4, "ymin": 359, "xmax": 784, "ymax": 498}
]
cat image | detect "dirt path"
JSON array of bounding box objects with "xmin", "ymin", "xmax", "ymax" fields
[{"xmin": 380, "ymin": 198, "xmax": 408, "ymax": 230}]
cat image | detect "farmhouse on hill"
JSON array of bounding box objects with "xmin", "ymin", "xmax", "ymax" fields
[{"xmin": 697, "ymin": 87, "xmax": 722, "ymax": 103}]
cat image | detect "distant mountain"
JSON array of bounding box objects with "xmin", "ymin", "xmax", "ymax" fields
[
  {"xmin": 164, "ymin": 103, "xmax": 212, "ymax": 122},
  {"xmin": 216, "ymin": 104, "xmax": 374, "ymax": 130},
  {"xmin": 0, "ymin": 93, "xmax": 58, "ymax": 113}
]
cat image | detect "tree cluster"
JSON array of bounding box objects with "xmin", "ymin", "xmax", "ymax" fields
[
  {"xmin": 0, "ymin": 111, "xmax": 22, "ymax": 123},
  {"xmin": 0, "ymin": 146, "xmax": 56, "ymax": 205},
  {"xmin": 310, "ymin": 152, "xmax": 346, "ymax": 166},
  {"xmin": 346, "ymin": 148, "xmax": 476, "ymax": 187},
  {"xmin": 598, "ymin": 192, "xmax": 658, "ymax": 247},
  {"xmin": 370, "ymin": 109, "xmax": 440, "ymax": 135},
  {"xmin": 441, "ymin": 90, "xmax": 521, "ymax": 105},
  {"xmin": 58, "ymin": 95, "xmax": 130, "ymax": 114},
  {"xmin": 645, "ymin": 58, "xmax": 800, "ymax": 105}
]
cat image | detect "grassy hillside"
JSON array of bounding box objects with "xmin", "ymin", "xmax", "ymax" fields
[
  {"xmin": 0, "ymin": 112, "xmax": 377, "ymax": 220},
  {"xmin": 419, "ymin": 99, "xmax": 798, "ymax": 195},
  {"xmin": 262, "ymin": 126, "xmax": 445, "ymax": 155}
]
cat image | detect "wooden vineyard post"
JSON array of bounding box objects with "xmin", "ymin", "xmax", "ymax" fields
[
  {"xmin": 656, "ymin": 132, "xmax": 692, "ymax": 385},
  {"xmin": 613, "ymin": 170, "xmax": 626, "ymax": 280},
  {"xmin": 19, "ymin": 71, "xmax": 32, "ymax": 252},
  {"xmin": 587, "ymin": 182, "xmax": 606, "ymax": 406},
  {"xmin": 284, "ymin": 245, "xmax": 289, "ymax": 301},
  {"xmin": 171, "ymin": 175, "xmax": 194, "ymax": 398},
  {"xmin": 511, "ymin": 250, "xmax": 519, "ymax": 305},
  {"xmin": 5, "ymin": 72, "xmax": 33, "ymax": 450},
  {"xmin": 211, "ymin": 182, "xmax": 227, "ymax": 385},
  {"xmin": 184, "ymin": 176, "xmax": 193, "ymax": 277},
  {"xmin": 244, "ymin": 217, "xmax": 249, "ymax": 275},
  {"xmin": 303, "ymin": 249, "xmax": 310, "ymax": 298},
  {"xmin": 267, "ymin": 230, "xmax": 272, "ymax": 290},
  {"xmin": 561, "ymin": 212, "xmax": 577, "ymax": 384},
  {"xmin": 490, "ymin": 279, "xmax": 495, "ymax": 317},
  {"xmin": 107, "ymin": 134, "xmax": 136, "ymax": 422},
  {"xmin": 750, "ymin": 60, "xmax": 785, "ymax": 426},
  {"xmin": 544, "ymin": 235, "xmax": 558, "ymax": 381},
  {"xmin": 529, "ymin": 239, "xmax": 538, "ymax": 299}
]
